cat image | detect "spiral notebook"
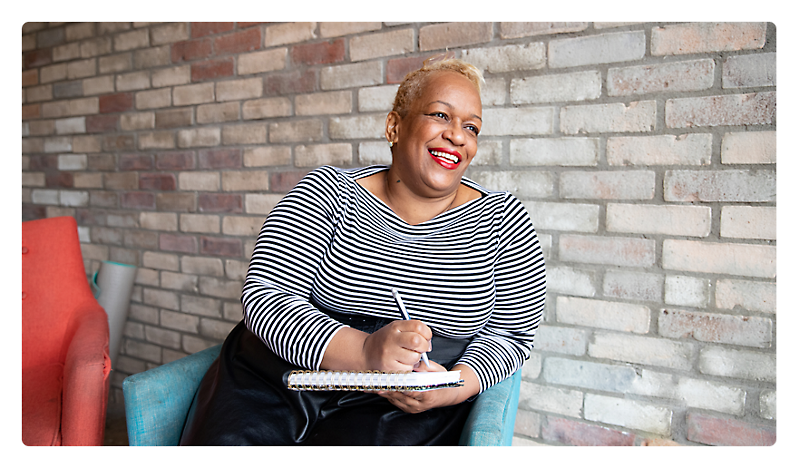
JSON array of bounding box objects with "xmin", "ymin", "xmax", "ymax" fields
[{"xmin": 287, "ymin": 369, "xmax": 463, "ymax": 392}]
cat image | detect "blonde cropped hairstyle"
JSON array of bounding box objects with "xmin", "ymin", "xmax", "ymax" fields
[{"xmin": 392, "ymin": 56, "xmax": 485, "ymax": 117}]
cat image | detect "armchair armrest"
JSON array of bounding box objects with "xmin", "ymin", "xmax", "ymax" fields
[
  {"xmin": 459, "ymin": 369, "xmax": 522, "ymax": 446},
  {"xmin": 60, "ymin": 304, "xmax": 111, "ymax": 446}
]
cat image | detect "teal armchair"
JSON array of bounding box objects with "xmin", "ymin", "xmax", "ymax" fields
[{"xmin": 123, "ymin": 345, "xmax": 521, "ymax": 446}]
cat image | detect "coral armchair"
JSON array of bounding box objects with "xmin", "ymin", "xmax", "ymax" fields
[{"xmin": 22, "ymin": 216, "xmax": 111, "ymax": 446}]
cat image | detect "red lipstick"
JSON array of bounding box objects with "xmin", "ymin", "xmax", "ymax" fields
[{"xmin": 428, "ymin": 147, "xmax": 461, "ymax": 170}]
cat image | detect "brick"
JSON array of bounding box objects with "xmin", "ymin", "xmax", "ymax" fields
[
  {"xmin": 40, "ymin": 63, "xmax": 68, "ymax": 84},
  {"xmin": 221, "ymin": 171, "xmax": 270, "ymax": 192},
  {"xmin": 216, "ymin": 77, "xmax": 262, "ymax": 101},
  {"xmin": 138, "ymin": 131, "xmax": 175, "ymax": 150},
  {"xmin": 518, "ymin": 381, "xmax": 583, "ymax": 418},
  {"xmin": 27, "ymin": 84, "xmax": 54, "ymax": 103},
  {"xmin": 57, "ymin": 154, "xmax": 87, "ymax": 171},
  {"xmin": 199, "ymin": 318, "xmax": 237, "ymax": 340},
  {"xmin": 182, "ymin": 256, "xmax": 224, "ymax": 276},
  {"xmin": 723, "ymin": 52, "xmax": 775, "ymax": 88},
  {"xmin": 156, "ymin": 151, "xmax": 195, "ymax": 170},
  {"xmin": 224, "ymin": 260, "xmax": 249, "ymax": 281},
  {"xmin": 140, "ymin": 212, "xmax": 178, "ymax": 232},
  {"xmin": 179, "ymin": 295, "xmax": 222, "ymax": 319},
  {"xmin": 199, "ymin": 148, "xmax": 242, "ymax": 169},
  {"xmin": 608, "ymin": 133, "xmax": 712, "ymax": 166},
  {"xmin": 214, "ymin": 28, "xmax": 261, "ymax": 55},
  {"xmin": 715, "ymin": 279, "xmax": 776, "ymax": 314},
  {"xmin": 321, "ymin": 61, "xmax": 382, "ymax": 90},
  {"xmin": 140, "ymin": 173, "xmax": 176, "ymax": 191},
  {"xmin": 242, "ymin": 97, "xmax": 292, "ymax": 120},
  {"xmin": 156, "ymin": 108, "xmax": 194, "ymax": 128},
  {"xmin": 120, "ymin": 112, "xmax": 155, "ymax": 131},
  {"xmin": 543, "ymin": 417, "xmax": 635, "ymax": 446},
  {"xmin": 560, "ymin": 170, "xmax": 654, "ymax": 200},
  {"xmin": 22, "ymin": 172, "xmax": 46, "ymax": 188},
  {"xmin": 114, "ymin": 29, "xmax": 150, "ymax": 51},
  {"xmin": 28, "ymin": 120, "xmax": 55, "ymax": 137},
  {"xmin": 222, "ymin": 124, "xmax": 267, "ymax": 145},
  {"xmin": 663, "ymin": 239, "xmax": 775, "ymax": 278},
  {"xmin": 264, "ymin": 69, "xmax": 316, "ymax": 95},
  {"xmin": 159, "ymin": 233, "xmax": 197, "ymax": 253},
  {"xmin": 54, "ymin": 117, "xmax": 86, "ymax": 135},
  {"xmin": 358, "ymin": 85, "xmax": 398, "ymax": 112},
  {"xmin": 419, "ymin": 22, "xmax": 492, "ymax": 51},
  {"xmin": 760, "ymin": 391, "xmax": 776, "ymax": 420},
  {"xmin": 521, "ymin": 201, "xmax": 599, "ymax": 232},
  {"xmin": 606, "ymin": 203, "xmax": 711, "ymax": 236},
  {"xmin": 156, "ymin": 193, "xmax": 196, "ymax": 212},
  {"xmin": 264, "ymin": 22, "xmax": 316, "ymax": 47},
  {"xmin": 319, "ymin": 22, "xmax": 381, "ymax": 38},
  {"xmin": 22, "ymin": 69, "xmax": 39, "ymax": 88},
  {"xmin": 191, "ymin": 22, "xmax": 234, "ymax": 38},
  {"xmin": 469, "ymin": 170, "xmax": 554, "ymax": 199},
  {"xmin": 118, "ymin": 153, "xmax": 152, "ymax": 171},
  {"xmin": 199, "ymin": 193, "xmax": 243, "ymax": 213},
  {"xmin": 604, "ymin": 270, "xmax": 662, "ymax": 302},
  {"xmin": 43, "ymin": 137, "xmax": 71, "ymax": 153},
  {"xmin": 386, "ymin": 56, "xmax": 427, "ymax": 84},
  {"xmin": 80, "ymin": 37, "xmax": 113, "ymax": 59},
  {"xmin": 291, "ymin": 39, "xmax": 345, "ymax": 66},
  {"xmin": 663, "ymin": 170, "xmax": 775, "ymax": 202},
  {"xmin": 37, "ymin": 27, "xmax": 65, "ymax": 48},
  {"xmin": 652, "ymin": 22, "xmax": 767, "ymax": 56},
  {"xmin": 721, "ymin": 131, "xmax": 776, "ymax": 164},
  {"xmin": 545, "ymin": 265, "xmax": 597, "ymax": 298},
  {"xmin": 136, "ymin": 88, "xmax": 171, "ymax": 109},
  {"xmin": 480, "ymin": 107, "xmax": 554, "ymax": 136},
  {"xmin": 357, "ymin": 141, "xmax": 393, "ymax": 166},
  {"xmin": 699, "ymin": 346, "xmax": 775, "ymax": 382},
  {"xmin": 191, "ymin": 58, "xmax": 234, "ymax": 82},
  {"xmin": 269, "ymin": 119, "xmax": 323, "ymax": 143},
  {"xmin": 350, "ymin": 29, "xmax": 414, "ymax": 62},
  {"xmin": 53, "ymin": 42, "xmax": 80, "ymax": 62},
  {"xmin": 270, "ymin": 171, "xmax": 309, "ymax": 193},
  {"xmin": 82, "ymin": 76, "xmax": 115, "ymax": 96},
  {"xmin": 660, "ymin": 308, "xmax": 772, "ymax": 348},
  {"xmin": 585, "ymin": 394, "xmax": 672, "ymax": 436},
  {"xmin": 183, "ymin": 335, "xmax": 219, "ymax": 354},
  {"xmin": 134, "ymin": 46, "xmax": 171, "ymax": 69},
  {"xmin": 31, "ymin": 189, "xmax": 60, "ymax": 205},
  {"xmin": 104, "ymin": 172, "xmax": 139, "ymax": 190},
  {"xmin": 665, "ymin": 275, "xmax": 710, "ymax": 308},
  {"xmin": 549, "ymin": 31, "xmax": 645, "ymax": 68},
  {"xmin": 65, "ymin": 22, "xmax": 95, "ymax": 42},
  {"xmin": 557, "ymin": 296, "xmax": 650, "ymax": 333},
  {"xmin": 180, "ymin": 214, "xmax": 220, "ymax": 234},
  {"xmin": 666, "ymin": 92, "xmax": 775, "ymax": 128},
  {"xmin": 509, "ymin": 138, "xmax": 598, "ymax": 167},
  {"xmin": 23, "ymin": 48, "xmax": 53, "ymax": 70},
  {"xmin": 534, "ymin": 324, "xmax": 588, "ymax": 356},
  {"xmin": 561, "ymin": 100, "xmax": 656, "ymax": 134},
  {"xmin": 609, "ymin": 59, "xmax": 718, "ymax": 96},
  {"xmin": 72, "ymin": 135, "xmax": 102, "ymax": 153},
  {"xmin": 197, "ymin": 102, "xmax": 240, "ymax": 124},
  {"xmin": 124, "ymin": 338, "xmax": 161, "ymax": 363},
  {"xmin": 171, "ymin": 38, "xmax": 212, "ymax": 62},
  {"xmin": 238, "ymin": 48, "xmax": 287, "ymax": 75},
  {"xmin": 222, "ymin": 216, "xmax": 262, "ymax": 236},
  {"xmin": 178, "ymin": 172, "xmax": 220, "ymax": 191},
  {"xmin": 144, "ymin": 325, "xmax": 182, "ymax": 349},
  {"xmin": 200, "ymin": 237, "xmax": 241, "ymax": 257},
  {"xmin": 720, "ymin": 206, "xmax": 775, "ymax": 240},
  {"xmin": 22, "ymin": 104, "xmax": 40, "ymax": 120},
  {"xmin": 59, "ymin": 191, "xmax": 90, "ymax": 207},
  {"xmin": 511, "ymin": 71, "xmax": 601, "ymax": 104},
  {"xmin": 100, "ymin": 92, "xmax": 134, "ymax": 114},
  {"xmin": 177, "ymin": 127, "xmax": 221, "ymax": 148},
  {"xmin": 98, "ymin": 53, "xmax": 132, "ymax": 75},
  {"xmin": 589, "ymin": 332, "xmax": 694, "ymax": 371},
  {"xmin": 463, "ymin": 43, "xmax": 546, "ymax": 74},
  {"xmin": 46, "ymin": 172, "xmax": 74, "ymax": 188},
  {"xmin": 124, "ymin": 230, "xmax": 159, "ymax": 249},
  {"xmin": 686, "ymin": 413, "xmax": 775, "ymax": 446},
  {"xmin": 329, "ymin": 114, "xmax": 383, "ymax": 140},
  {"xmin": 150, "ymin": 23, "xmax": 189, "ymax": 46},
  {"xmin": 152, "ymin": 65, "xmax": 191, "ymax": 88},
  {"xmin": 296, "ymin": 91, "xmax": 352, "ymax": 116},
  {"xmin": 53, "ymin": 81, "xmax": 84, "ymax": 99},
  {"xmin": 245, "ymin": 194, "xmax": 283, "ymax": 214},
  {"xmin": 120, "ymin": 191, "xmax": 156, "ymax": 210}
]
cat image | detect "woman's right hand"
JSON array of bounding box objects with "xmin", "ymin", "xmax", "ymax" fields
[{"xmin": 362, "ymin": 320, "xmax": 433, "ymax": 371}]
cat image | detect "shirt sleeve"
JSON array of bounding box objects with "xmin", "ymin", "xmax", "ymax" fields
[
  {"xmin": 241, "ymin": 166, "xmax": 347, "ymax": 370},
  {"xmin": 455, "ymin": 194, "xmax": 546, "ymax": 393}
]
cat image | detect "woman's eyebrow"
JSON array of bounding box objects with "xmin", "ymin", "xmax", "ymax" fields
[{"xmin": 428, "ymin": 100, "xmax": 482, "ymax": 121}]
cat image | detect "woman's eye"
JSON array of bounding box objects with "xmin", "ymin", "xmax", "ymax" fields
[
  {"xmin": 430, "ymin": 112, "xmax": 448, "ymax": 120},
  {"xmin": 466, "ymin": 125, "xmax": 479, "ymax": 135}
]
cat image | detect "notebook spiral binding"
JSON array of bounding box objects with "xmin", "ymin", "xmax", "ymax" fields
[{"xmin": 287, "ymin": 369, "xmax": 455, "ymax": 392}]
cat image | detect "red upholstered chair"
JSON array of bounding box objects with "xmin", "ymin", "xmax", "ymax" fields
[{"xmin": 22, "ymin": 216, "xmax": 111, "ymax": 446}]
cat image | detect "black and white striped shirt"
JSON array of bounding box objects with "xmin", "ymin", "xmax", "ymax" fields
[{"xmin": 242, "ymin": 165, "xmax": 546, "ymax": 393}]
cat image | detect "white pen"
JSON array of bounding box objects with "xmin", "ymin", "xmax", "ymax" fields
[{"xmin": 391, "ymin": 288, "xmax": 431, "ymax": 368}]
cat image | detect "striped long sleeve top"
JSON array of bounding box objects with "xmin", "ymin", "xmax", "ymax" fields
[{"xmin": 241, "ymin": 165, "xmax": 546, "ymax": 393}]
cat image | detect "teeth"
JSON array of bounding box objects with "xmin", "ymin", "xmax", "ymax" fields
[{"xmin": 430, "ymin": 150, "xmax": 459, "ymax": 164}]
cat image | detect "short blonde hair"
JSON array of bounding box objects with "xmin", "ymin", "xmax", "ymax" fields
[{"xmin": 392, "ymin": 55, "xmax": 485, "ymax": 117}]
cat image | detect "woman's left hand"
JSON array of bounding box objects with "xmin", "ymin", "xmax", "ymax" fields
[{"xmin": 374, "ymin": 362, "xmax": 479, "ymax": 413}]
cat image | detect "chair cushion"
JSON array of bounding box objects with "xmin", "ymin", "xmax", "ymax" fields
[{"xmin": 22, "ymin": 363, "xmax": 64, "ymax": 446}]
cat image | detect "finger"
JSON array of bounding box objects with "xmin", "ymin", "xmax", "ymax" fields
[{"xmin": 394, "ymin": 320, "xmax": 433, "ymax": 341}]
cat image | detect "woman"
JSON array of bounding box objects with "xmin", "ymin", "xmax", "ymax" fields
[{"xmin": 179, "ymin": 57, "xmax": 546, "ymax": 445}]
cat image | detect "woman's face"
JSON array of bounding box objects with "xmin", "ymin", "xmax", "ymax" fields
[{"xmin": 388, "ymin": 71, "xmax": 482, "ymax": 198}]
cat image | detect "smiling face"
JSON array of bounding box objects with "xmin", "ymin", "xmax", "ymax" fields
[{"xmin": 386, "ymin": 71, "xmax": 482, "ymax": 199}]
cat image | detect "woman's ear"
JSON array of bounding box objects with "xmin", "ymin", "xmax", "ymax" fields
[{"xmin": 385, "ymin": 111, "xmax": 400, "ymax": 144}]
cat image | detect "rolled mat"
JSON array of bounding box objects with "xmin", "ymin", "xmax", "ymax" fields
[{"xmin": 92, "ymin": 261, "xmax": 137, "ymax": 366}]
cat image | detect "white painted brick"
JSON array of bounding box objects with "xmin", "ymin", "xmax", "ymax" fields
[
  {"xmin": 607, "ymin": 134, "xmax": 712, "ymax": 166},
  {"xmin": 561, "ymin": 101, "xmax": 656, "ymax": 134},
  {"xmin": 140, "ymin": 212, "xmax": 178, "ymax": 231},
  {"xmin": 658, "ymin": 308, "xmax": 772, "ymax": 348},
  {"xmin": 319, "ymin": 22, "xmax": 382, "ymax": 38},
  {"xmin": 358, "ymin": 85, "xmax": 398, "ymax": 112},
  {"xmin": 243, "ymin": 146, "xmax": 292, "ymax": 167},
  {"xmin": 329, "ymin": 114, "xmax": 384, "ymax": 139},
  {"xmin": 560, "ymin": 171, "xmax": 655, "ymax": 200},
  {"xmin": 557, "ymin": 296, "xmax": 650, "ymax": 333},
  {"xmin": 518, "ymin": 381, "xmax": 583, "ymax": 418},
  {"xmin": 180, "ymin": 214, "xmax": 220, "ymax": 234},
  {"xmin": 242, "ymin": 97, "xmax": 292, "ymax": 120},
  {"xmin": 721, "ymin": 131, "xmax": 776, "ymax": 164},
  {"xmin": 238, "ymin": 48, "xmax": 287, "ymax": 75},
  {"xmin": 295, "ymin": 143, "xmax": 352, "ymax": 167},
  {"xmin": 160, "ymin": 271, "xmax": 199, "ymax": 293},
  {"xmin": 321, "ymin": 61, "xmax": 383, "ymax": 90},
  {"xmin": 471, "ymin": 140, "xmax": 502, "ymax": 166},
  {"xmin": 715, "ymin": 279, "xmax": 776, "ymax": 314},
  {"xmin": 264, "ymin": 22, "xmax": 316, "ymax": 47},
  {"xmin": 296, "ymin": 90, "xmax": 352, "ymax": 116},
  {"xmin": 720, "ymin": 206, "xmax": 776, "ymax": 240},
  {"xmin": 589, "ymin": 332, "xmax": 694, "ymax": 371},
  {"xmin": 584, "ymin": 393, "xmax": 672, "ymax": 436},
  {"xmin": 698, "ymin": 346, "xmax": 775, "ymax": 382},
  {"xmin": 665, "ymin": 275, "xmax": 710, "ymax": 308},
  {"xmin": 608, "ymin": 59, "xmax": 715, "ymax": 96},
  {"xmin": 603, "ymin": 270, "xmax": 662, "ymax": 302},
  {"xmin": 549, "ymin": 31, "xmax": 646, "ymax": 68},
  {"xmin": 181, "ymin": 256, "xmax": 224, "ymax": 276},
  {"xmin": 55, "ymin": 117, "xmax": 86, "ymax": 135},
  {"xmin": 469, "ymin": 170, "xmax": 554, "ymax": 199},
  {"xmin": 350, "ymin": 29, "xmax": 414, "ymax": 62},
  {"xmin": 245, "ymin": 194, "xmax": 284, "ymax": 215},
  {"xmin": 511, "ymin": 71, "xmax": 601, "ymax": 104},
  {"xmin": 58, "ymin": 153, "xmax": 88, "ymax": 171},
  {"xmin": 222, "ymin": 216, "xmax": 263, "ymax": 237},
  {"xmin": 463, "ymin": 43, "xmax": 546, "ymax": 73},
  {"xmin": 533, "ymin": 325, "xmax": 588, "ymax": 355},
  {"xmin": 664, "ymin": 170, "xmax": 776, "ymax": 202},
  {"xmin": 760, "ymin": 390, "xmax": 776, "ymax": 420},
  {"xmin": 142, "ymin": 251, "xmax": 179, "ymax": 271},
  {"xmin": 559, "ymin": 234, "xmax": 656, "ymax": 268},
  {"xmin": 545, "ymin": 265, "xmax": 597, "ymax": 297},
  {"xmin": 60, "ymin": 190, "xmax": 90, "ymax": 207},
  {"xmin": 357, "ymin": 141, "xmax": 392, "ymax": 166},
  {"xmin": 510, "ymin": 138, "xmax": 599, "ymax": 166},
  {"xmin": 216, "ymin": 77, "xmax": 263, "ymax": 102},
  {"xmin": 606, "ymin": 203, "xmax": 711, "ymax": 237},
  {"xmin": 662, "ymin": 240, "xmax": 776, "ymax": 278},
  {"xmin": 481, "ymin": 107, "xmax": 554, "ymax": 136},
  {"xmin": 178, "ymin": 172, "xmax": 220, "ymax": 191},
  {"xmin": 723, "ymin": 52, "xmax": 776, "ymax": 88},
  {"xmin": 522, "ymin": 201, "xmax": 599, "ymax": 232}
]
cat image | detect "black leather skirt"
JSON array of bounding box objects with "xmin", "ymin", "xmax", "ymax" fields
[{"xmin": 179, "ymin": 311, "xmax": 474, "ymax": 445}]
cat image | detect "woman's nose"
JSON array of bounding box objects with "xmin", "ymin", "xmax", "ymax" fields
[{"xmin": 443, "ymin": 120, "xmax": 465, "ymax": 145}]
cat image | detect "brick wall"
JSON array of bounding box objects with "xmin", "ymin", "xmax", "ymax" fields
[{"xmin": 21, "ymin": 22, "xmax": 776, "ymax": 446}]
